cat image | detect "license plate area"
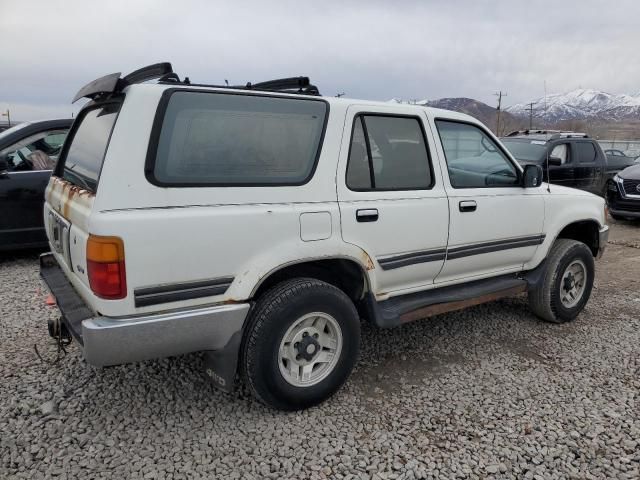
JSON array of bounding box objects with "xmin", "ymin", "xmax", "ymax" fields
[{"xmin": 48, "ymin": 210, "xmax": 71, "ymax": 266}]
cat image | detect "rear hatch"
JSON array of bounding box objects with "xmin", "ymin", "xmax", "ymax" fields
[{"xmin": 44, "ymin": 101, "xmax": 121, "ymax": 296}]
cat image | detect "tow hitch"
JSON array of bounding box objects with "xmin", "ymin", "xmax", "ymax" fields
[{"xmin": 47, "ymin": 317, "xmax": 71, "ymax": 342}]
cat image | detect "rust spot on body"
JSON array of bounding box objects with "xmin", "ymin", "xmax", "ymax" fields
[
  {"xmin": 48, "ymin": 176, "xmax": 95, "ymax": 221},
  {"xmin": 362, "ymin": 251, "xmax": 375, "ymax": 270}
]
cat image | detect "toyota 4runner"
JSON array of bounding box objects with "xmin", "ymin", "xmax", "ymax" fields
[{"xmin": 40, "ymin": 63, "xmax": 609, "ymax": 410}]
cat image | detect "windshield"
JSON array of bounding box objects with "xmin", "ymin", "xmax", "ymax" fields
[
  {"xmin": 60, "ymin": 103, "xmax": 120, "ymax": 192},
  {"xmin": 501, "ymin": 139, "xmax": 547, "ymax": 162},
  {"xmin": 0, "ymin": 122, "xmax": 29, "ymax": 141}
]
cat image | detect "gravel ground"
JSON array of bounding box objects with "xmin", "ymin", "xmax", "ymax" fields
[{"xmin": 1, "ymin": 219, "xmax": 639, "ymax": 480}]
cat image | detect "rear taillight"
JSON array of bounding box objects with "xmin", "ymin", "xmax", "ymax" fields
[{"xmin": 86, "ymin": 235, "xmax": 127, "ymax": 299}]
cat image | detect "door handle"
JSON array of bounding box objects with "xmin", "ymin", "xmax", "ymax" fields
[
  {"xmin": 459, "ymin": 200, "xmax": 477, "ymax": 212},
  {"xmin": 356, "ymin": 208, "xmax": 379, "ymax": 222}
]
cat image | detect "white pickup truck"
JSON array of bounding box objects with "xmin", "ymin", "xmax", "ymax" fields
[{"xmin": 41, "ymin": 63, "xmax": 609, "ymax": 410}]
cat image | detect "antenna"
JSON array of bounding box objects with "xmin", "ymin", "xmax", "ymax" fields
[
  {"xmin": 545, "ymin": 150, "xmax": 551, "ymax": 193},
  {"xmin": 335, "ymin": 92, "xmax": 345, "ymax": 98}
]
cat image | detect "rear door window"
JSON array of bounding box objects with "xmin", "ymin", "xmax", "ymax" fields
[
  {"xmin": 345, "ymin": 114, "xmax": 433, "ymax": 191},
  {"xmin": 576, "ymin": 142, "xmax": 597, "ymax": 163},
  {"xmin": 150, "ymin": 91, "xmax": 328, "ymax": 186},
  {"xmin": 59, "ymin": 103, "xmax": 120, "ymax": 192}
]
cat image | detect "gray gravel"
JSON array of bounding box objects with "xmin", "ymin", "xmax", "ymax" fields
[{"xmin": 1, "ymin": 224, "xmax": 639, "ymax": 479}]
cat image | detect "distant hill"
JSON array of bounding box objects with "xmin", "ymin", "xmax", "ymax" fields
[
  {"xmin": 426, "ymin": 97, "xmax": 521, "ymax": 129},
  {"xmin": 390, "ymin": 97, "xmax": 522, "ymax": 134}
]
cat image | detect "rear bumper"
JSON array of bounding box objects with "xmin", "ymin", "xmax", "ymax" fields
[
  {"xmin": 598, "ymin": 225, "xmax": 610, "ymax": 258},
  {"xmin": 39, "ymin": 253, "xmax": 250, "ymax": 367}
]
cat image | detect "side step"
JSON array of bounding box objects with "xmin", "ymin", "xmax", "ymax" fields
[{"xmin": 365, "ymin": 274, "xmax": 531, "ymax": 329}]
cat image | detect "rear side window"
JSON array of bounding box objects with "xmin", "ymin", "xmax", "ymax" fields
[
  {"xmin": 150, "ymin": 91, "xmax": 328, "ymax": 186},
  {"xmin": 576, "ymin": 142, "xmax": 597, "ymax": 163},
  {"xmin": 60, "ymin": 104, "xmax": 120, "ymax": 192},
  {"xmin": 345, "ymin": 114, "xmax": 432, "ymax": 191}
]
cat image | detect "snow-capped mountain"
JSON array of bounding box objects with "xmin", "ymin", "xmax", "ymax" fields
[{"xmin": 506, "ymin": 89, "xmax": 640, "ymax": 122}]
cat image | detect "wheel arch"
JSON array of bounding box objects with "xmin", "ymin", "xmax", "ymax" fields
[
  {"xmin": 250, "ymin": 256, "xmax": 373, "ymax": 305},
  {"xmin": 554, "ymin": 219, "xmax": 601, "ymax": 257}
]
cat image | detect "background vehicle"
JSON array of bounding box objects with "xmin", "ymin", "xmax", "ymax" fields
[
  {"xmin": 40, "ymin": 64, "xmax": 608, "ymax": 410},
  {"xmin": 604, "ymin": 149, "xmax": 626, "ymax": 156},
  {"xmin": 607, "ymin": 164, "xmax": 640, "ymax": 220},
  {"xmin": 502, "ymin": 130, "xmax": 616, "ymax": 196},
  {"xmin": 604, "ymin": 148, "xmax": 636, "ymax": 172},
  {"xmin": 0, "ymin": 119, "xmax": 72, "ymax": 249}
]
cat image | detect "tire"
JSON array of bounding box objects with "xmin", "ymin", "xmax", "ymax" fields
[
  {"xmin": 528, "ymin": 239, "xmax": 595, "ymax": 323},
  {"xmin": 241, "ymin": 278, "xmax": 360, "ymax": 410},
  {"xmin": 609, "ymin": 213, "xmax": 626, "ymax": 221}
]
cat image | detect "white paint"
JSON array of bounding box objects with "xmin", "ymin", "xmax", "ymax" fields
[{"xmin": 43, "ymin": 83, "xmax": 606, "ymax": 318}]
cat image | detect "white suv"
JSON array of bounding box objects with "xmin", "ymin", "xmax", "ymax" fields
[{"xmin": 41, "ymin": 63, "xmax": 609, "ymax": 410}]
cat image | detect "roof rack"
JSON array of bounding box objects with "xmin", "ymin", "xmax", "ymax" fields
[
  {"xmin": 505, "ymin": 129, "xmax": 589, "ymax": 139},
  {"xmin": 161, "ymin": 75, "xmax": 321, "ymax": 96},
  {"xmin": 72, "ymin": 62, "xmax": 321, "ymax": 103}
]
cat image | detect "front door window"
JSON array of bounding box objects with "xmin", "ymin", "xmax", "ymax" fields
[{"xmin": 0, "ymin": 130, "xmax": 68, "ymax": 171}]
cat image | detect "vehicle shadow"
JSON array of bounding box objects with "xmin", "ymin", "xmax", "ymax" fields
[{"xmin": 0, "ymin": 247, "xmax": 48, "ymax": 264}]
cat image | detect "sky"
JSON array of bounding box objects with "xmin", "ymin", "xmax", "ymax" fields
[{"xmin": 1, "ymin": 0, "xmax": 640, "ymax": 121}]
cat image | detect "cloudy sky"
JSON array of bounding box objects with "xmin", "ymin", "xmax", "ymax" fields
[{"xmin": 1, "ymin": 0, "xmax": 639, "ymax": 120}]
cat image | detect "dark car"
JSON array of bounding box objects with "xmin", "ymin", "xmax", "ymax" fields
[
  {"xmin": 604, "ymin": 149, "xmax": 636, "ymax": 172},
  {"xmin": 0, "ymin": 119, "xmax": 72, "ymax": 250},
  {"xmin": 605, "ymin": 148, "xmax": 626, "ymax": 156},
  {"xmin": 607, "ymin": 164, "xmax": 640, "ymax": 220},
  {"xmin": 502, "ymin": 130, "xmax": 614, "ymax": 196}
]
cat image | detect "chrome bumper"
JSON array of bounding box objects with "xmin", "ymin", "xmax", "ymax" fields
[
  {"xmin": 598, "ymin": 225, "xmax": 610, "ymax": 258},
  {"xmin": 40, "ymin": 253, "xmax": 250, "ymax": 367},
  {"xmin": 83, "ymin": 304, "xmax": 249, "ymax": 366}
]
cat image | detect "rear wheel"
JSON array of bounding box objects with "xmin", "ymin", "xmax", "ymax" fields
[
  {"xmin": 528, "ymin": 239, "xmax": 594, "ymax": 323},
  {"xmin": 241, "ymin": 278, "xmax": 360, "ymax": 410}
]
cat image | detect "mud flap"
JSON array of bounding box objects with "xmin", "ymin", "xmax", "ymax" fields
[{"xmin": 203, "ymin": 330, "xmax": 243, "ymax": 393}]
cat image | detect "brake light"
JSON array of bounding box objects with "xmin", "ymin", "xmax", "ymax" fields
[{"xmin": 86, "ymin": 235, "xmax": 127, "ymax": 299}]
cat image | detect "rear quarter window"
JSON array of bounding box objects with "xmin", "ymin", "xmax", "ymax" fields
[{"xmin": 148, "ymin": 91, "xmax": 328, "ymax": 186}]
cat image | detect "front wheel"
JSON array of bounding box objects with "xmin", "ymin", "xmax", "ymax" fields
[
  {"xmin": 241, "ymin": 278, "xmax": 360, "ymax": 410},
  {"xmin": 528, "ymin": 239, "xmax": 595, "ymax": 323}
]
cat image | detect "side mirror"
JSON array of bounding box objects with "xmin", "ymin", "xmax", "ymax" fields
[
  {"xmin": 523, "ymin": 164, "xmax": 543, "ymax": 188},
  {"xmin": 0, "ymin": 155, "xmax": 9, "ymax": 177},
  {"xmin": 548, "ymin": 156, "xmax": 563, "ymax": 166}
]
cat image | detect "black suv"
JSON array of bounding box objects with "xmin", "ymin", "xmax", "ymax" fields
[
  {"xmin": 501, "ymin": 130, "xmax": 612, "ymax": 196},
  {"xmin": 607, "ymin": 164, "xmax": 640, "ymax": 220}
]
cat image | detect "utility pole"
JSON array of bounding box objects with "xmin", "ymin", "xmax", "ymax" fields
[
  {"xmin": 494, "ymin": 91, "xmax": 507, "ymax": 135},
  {"xmin": 1, "ymin": 109, "xmax": 10, "ymax": 127},
  {"xmin": 525, "ymin": 102, "xmax": 535, "ymax": 130}
]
